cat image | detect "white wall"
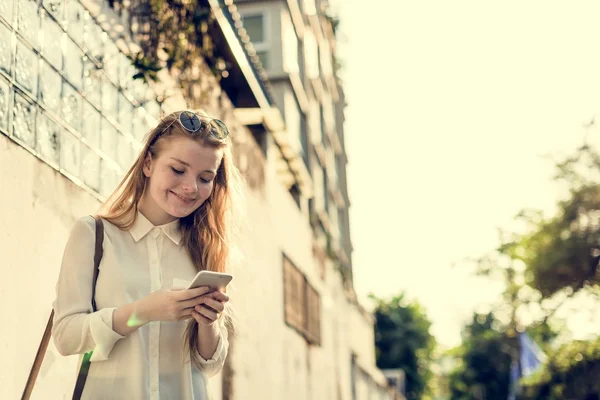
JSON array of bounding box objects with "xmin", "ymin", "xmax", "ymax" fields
[{"xmin": 0, "ymin": 133, "xmax": 101, "ymax": 399}]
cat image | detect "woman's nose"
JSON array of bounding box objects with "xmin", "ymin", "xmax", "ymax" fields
[{"xmin": 181, "ymin": 177, "xmax": 198, "ymax": 194}]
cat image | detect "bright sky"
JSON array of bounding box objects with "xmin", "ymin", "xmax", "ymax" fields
[{"xmin": 335, "ymin": 0, "xmax": 600, "ymax": 348}]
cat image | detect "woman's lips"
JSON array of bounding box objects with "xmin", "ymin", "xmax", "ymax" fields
[{"xmin": 170, "ymin": 191, "xmax": 196, "ymax": 203}]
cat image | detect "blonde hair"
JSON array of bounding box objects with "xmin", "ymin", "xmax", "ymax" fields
[{"xmin": 97, "ymin": 110, "xmax": 243, "ymax": 367}]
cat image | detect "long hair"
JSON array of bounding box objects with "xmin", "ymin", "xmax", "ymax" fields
[{"xmin": 97, "ymin": 109, "xmax": 243, "ymax": 367}]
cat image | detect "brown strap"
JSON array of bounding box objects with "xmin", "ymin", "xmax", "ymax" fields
[
  {"xmin": 21, "ymin": 216, "xmax": 104, "ymax": 400},
  {"xmin": 20, "ymin": 310, "xmax": 54, "ymax": 400},
  {"xmin": 91, "ymin": 217, "xmax": 103, "ymax": 312},
  {"xmin": 72, "ymin": 217, "xmax": 104, "ymax": 400}
]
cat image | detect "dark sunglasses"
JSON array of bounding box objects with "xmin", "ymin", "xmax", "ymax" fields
[{"xmin": 159, "ymin": 111, "xmax": 230, "ymax": 139}]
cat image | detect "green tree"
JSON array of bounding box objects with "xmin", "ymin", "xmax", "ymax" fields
[
  {"xmin": 451, "ymin": 140, "xmax": 600, "ymax": 398},
  {"xmin": 511, "ymin": 143, "xmax": 600, "ymax": 299},
  {"xmin": 508, "ymin": 142, "xmax": 600, "ymax": 398},
  {"xmin": 447, "ymin": 313, "xmax": 558, "ymax": 400},
  {"xmin": 448, "ymin": 222, "xmax": 557, "ymax": 398},
  {"xmin": 448, "ymin": 312, "xmax": 513, "ymax": 400},
  {"xmin": 370, "ymin": 292, "xmax": 436, "ymax": 400},
  {"xmin": 520, "ymin": 337, "xmax": 600, "ymax": 399}
]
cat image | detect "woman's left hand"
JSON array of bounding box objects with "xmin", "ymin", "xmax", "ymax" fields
[{"xmin": 191, "ymin": 290, "xmax": 229, "ymax": 326}]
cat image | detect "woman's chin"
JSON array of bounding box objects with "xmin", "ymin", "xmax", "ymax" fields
[
  {"xmin": 164, "ymin": 202, "xmax": 198, "ymax": 219},
  {"xmin": 165, "ymin": 207, "xmax": 191, "ymax": 219}
]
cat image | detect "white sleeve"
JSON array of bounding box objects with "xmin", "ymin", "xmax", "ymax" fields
[
  {"xmin": 195, "ymin": 319, "xmax": 229, "ymax": 377},
  {"xmin": 52, "ymin": 216, "xmax": 124, "ymax": 362}
]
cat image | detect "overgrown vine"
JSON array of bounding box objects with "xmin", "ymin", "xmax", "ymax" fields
[{"xmin": 108, "ymin": 0, "xmax": 231, "ymax": 90}]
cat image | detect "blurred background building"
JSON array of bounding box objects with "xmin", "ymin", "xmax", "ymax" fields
[{"xmin": 0, "ymin": 0, "xmax": 403, "ymax": 398}]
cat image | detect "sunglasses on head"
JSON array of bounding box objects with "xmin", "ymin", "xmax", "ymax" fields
[{"xmin": 158, "ymin": 111, "xmax": 230, "ymax": 140}]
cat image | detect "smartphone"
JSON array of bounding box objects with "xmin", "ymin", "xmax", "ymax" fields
[{"xmin": 187, "ymin": 270, "xmax": 233, "ymax": 291}]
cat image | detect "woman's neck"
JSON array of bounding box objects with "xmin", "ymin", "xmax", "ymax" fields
[{"xmin": 137, "ymin": 192, "xmax": 177, "ymax": 226}]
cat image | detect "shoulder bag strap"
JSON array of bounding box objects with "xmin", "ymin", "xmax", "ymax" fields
[
  {"xmin": 72, "ymin": 216, "xmax": 104, "ymax": 400},
  {"xmin": 21, "ymin": 216, "xmax": 104, "ymax": 400},
  {"xmin": 20, "ymin": 311, "xmax": 54, "ymax": 400}
]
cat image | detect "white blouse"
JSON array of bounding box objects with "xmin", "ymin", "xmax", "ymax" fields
[{"xmin": 52, "ymin": 213, "xmax": 228, "ymax": 400}]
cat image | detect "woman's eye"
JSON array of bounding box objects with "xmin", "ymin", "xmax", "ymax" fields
[
  {"xmin": 171, "ymin": 167, "xmax": 184, "ymax": 175},
  {"xmin": 199, "ymin": 177, "xmax": 212, "ymax": 183}
]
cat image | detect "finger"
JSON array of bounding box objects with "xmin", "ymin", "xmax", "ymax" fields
[
  {"xmin": 191, "ymin": 310, "xmax": 212, "ymax": 325},
  {"xmin": 199, "ymin": 298, "xmax": 225, "ymax": 313},
  {"xmin": 176, "ymin": 286, "xmax": 212, "ymax": 301},
  {"xmin": 178, "ymin": 313, "xmax": 194, "ymax": 321},
  {"xmin": 180, "ymin": 290, "xmax": 226, "ymax": 309},
  {"xmin": 195, "ymin": 305, "xmax": 218, "ymax": 321},
  {"xmin": 178, "ymin": 308, "xmax": 195, "ymax": 320},
  {"xmin": 180, "ymin": 295, "xmax": 210, "ymax": 309},
  {"xmin": 190, "ymin": 310, "xmax": 203, "ymax": 324},
  {"xmin": 211, "ymin": 291, "xmax": 229, "ymax": 303},
  {"xmin": 186, "ymin": 286, "xmax": 213, "ymax": 298}
]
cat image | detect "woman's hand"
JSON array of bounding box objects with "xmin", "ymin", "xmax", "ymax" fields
[
  {"xmin": 136, "ymin": 286, "xmax": 213, "ymax": 323},
  {"xmin": 191, "ymin": 290, "xmax": 230, "ymax": 326}
]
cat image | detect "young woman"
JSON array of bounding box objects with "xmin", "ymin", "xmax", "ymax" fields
[{"xmin": 52, "ymin": 110, "xmax": 242, "ymax": 399}]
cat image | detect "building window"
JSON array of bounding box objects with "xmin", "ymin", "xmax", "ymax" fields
[
  {"xmin": 283, "ymin": 255, "xmax": 321, "ymax": 345},
  {"xmin": 300, "ymin": 111, "xmax": 309, "ymax": 171},
  {"xmin": 284, "ymin": 255, "xmax": 305, "ymax": 331},
  {"xmin": 289, "ymin": 183, "xmax": 301, "ymax": 208},
  {"xmin": 241, "ymin": 13, "xmax": 270, "ymax": 69},
  {"xmin": 338, "ymin": 207, "xmax": 345, "ymax": 251},
  {"xmin": 297, "ymin": 35, "xmax": 306, "ymax": 82},
  {"xmin": 335, "ymin": 154, "xmax": 343, "ymax": 185},
  {"xmin": 312, "ymin": 161, "xmax": 325, "ymax": 212},
  {"xmin": 305, "ymin": 283, "xmax": 321, "ymax": 344},
  {"xmin": 309, "ymin": 99, "xmax": 322, "ymax": 145}
]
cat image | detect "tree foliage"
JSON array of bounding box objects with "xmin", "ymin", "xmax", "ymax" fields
[
  {"xmin": 520, "ymin": 337, "xmax": 600, "ymax": 399},
  {"xmin": 450, "ymin": 141, "xmax": 600, "ymax": 398},
  {"xmin": 516, "ymin": 186, "xmax": 600, "ymax": 298},
  {"xmin": 370, "ymin": 292, "xmax": 436, "ymax": 400},
  {"xmin": 512, "ymin": 142, "xmax": 600, "ymax": 398},
  {"xmin": 448, "ymin": 312, "xmax": 514, "ymax": 400},
  {"xmin": 512, "ymin": 144, "xmax": 600, "ymax": 298}
]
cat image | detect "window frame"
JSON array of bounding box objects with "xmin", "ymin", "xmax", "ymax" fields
[
  {"xmin": 283, "ymin": 254, "xmax": 321, "ymax": 345},
  {"xmin": 240, "ymin": 11, "xmax": 271, "ymax": 69}
]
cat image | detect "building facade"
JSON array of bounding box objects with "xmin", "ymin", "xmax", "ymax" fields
[
  {"xmin": 0, "ymin": 0, "xmax": 400, "ymax": 398},
  {"xmin": 231, "ymin": 1, "xmax": 398, "ymax": 399}
]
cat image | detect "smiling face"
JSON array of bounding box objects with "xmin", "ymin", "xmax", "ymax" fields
[{"xmin": 139, "ymin": 135, "xmax": 224, "ymax": 225}]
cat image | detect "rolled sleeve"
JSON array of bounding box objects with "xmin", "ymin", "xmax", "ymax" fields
[
  {"xmin": 52, "ymin": 216, "xmax": 124, "ymax": 360},
  {"xmin": 195, "ymin": 322, "xmax": 229, "ymax": 377},
  {"xmin": 89, "ymin": 308, "xmax": 126, "ymax": 362}
]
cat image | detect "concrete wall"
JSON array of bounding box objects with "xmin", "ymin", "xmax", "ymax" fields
[
  {"xmin": 228, "ymin": 148, "xmax": 389, "ymax": 399},
  {"xmin": 0, "ymin": 133, "xmax": 101, "ymax": 398}
]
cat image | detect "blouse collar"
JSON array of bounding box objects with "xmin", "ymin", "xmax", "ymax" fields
[{"xmin": 130, "ymin": 211, "xmax": 183, "ymax": 245}]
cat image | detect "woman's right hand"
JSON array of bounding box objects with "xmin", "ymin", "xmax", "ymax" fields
[{"xmin": 137, "ymin": 286, "xmax": 213, "ymax": 322}]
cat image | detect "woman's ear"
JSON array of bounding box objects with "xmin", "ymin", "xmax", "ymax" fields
[{"xmin": 142, "ymin": 152, "xmax": 153, "ymax": 178}]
